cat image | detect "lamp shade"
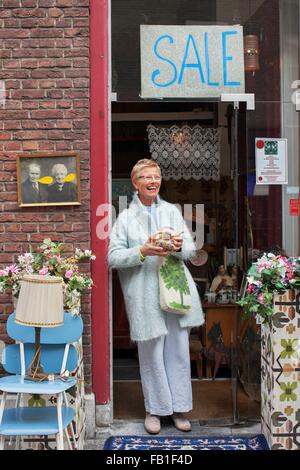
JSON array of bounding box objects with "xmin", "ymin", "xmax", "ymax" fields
[{"xmin": 15, "ymin": 274, "xmax": 64, "ymax": 328}]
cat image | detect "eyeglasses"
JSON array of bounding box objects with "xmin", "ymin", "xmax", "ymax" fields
[{"xmin": 138, "ymin": 175, "xmax": 161, "ymax": 182}]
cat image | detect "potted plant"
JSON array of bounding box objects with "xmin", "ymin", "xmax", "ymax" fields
[{"xmin": 0, "ymin": 238, "xmax": 95, "ymax": 316}]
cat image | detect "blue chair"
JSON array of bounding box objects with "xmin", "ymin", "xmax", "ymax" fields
[{"xmin": 0, "ymin": 312, "xmax": 83, "ymax": 450}]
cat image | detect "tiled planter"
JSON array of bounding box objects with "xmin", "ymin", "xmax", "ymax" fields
[{"xmin": 261, "ymin": 289, "xmax": 300, "ymax": 450}]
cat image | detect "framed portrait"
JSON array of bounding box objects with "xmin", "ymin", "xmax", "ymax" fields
[
  {"xmin": 17, "ymin": 152, "xmax": 81, "ymax": 207},
  {"xmin": 112, "ymin": 178, "xmax": 134, "ymax": 215}
]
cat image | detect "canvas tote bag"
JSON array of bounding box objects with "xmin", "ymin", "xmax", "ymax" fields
[{"xmin": 158, "ymin": 255, "xmax": 192, "ymax": 314}]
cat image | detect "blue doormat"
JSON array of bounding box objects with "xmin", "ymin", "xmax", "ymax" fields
[{"xmin": 103, "ymin": 435, "xmax": 269, "ymax": 450}]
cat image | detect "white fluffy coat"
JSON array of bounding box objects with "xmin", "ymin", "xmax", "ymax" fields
[{"xmin": 108, "ymin": 194, "xmax": 204, "ymax": 341}]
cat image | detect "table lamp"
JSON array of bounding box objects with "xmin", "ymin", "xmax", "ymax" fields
[{"xmin": 15, "ymin": 274, "xmax": 64, "ymax": 381}]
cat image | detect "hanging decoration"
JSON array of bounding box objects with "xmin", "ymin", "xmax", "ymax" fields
[
  {"xmin": 244, "ymin": 0, "xmax": 260, "ymax": 72},
  {"xmin": 147, "ymin": 124, "xmax": 221, "ymax": 181},
  {"xmin": 244, "ymin": 34, "xmax": 260, "ymax": 71}
]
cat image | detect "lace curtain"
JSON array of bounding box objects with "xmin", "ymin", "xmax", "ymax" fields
[{"xmin": 147, "ymin": 124, "xmax": 221, "ymax": 181}]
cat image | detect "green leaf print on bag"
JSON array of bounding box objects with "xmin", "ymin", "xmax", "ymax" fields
[{"xmin": 159, "ymin": 255, "xmax": 191, "ymax": 313}]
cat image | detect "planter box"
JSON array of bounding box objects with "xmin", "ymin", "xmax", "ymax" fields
[{"xmin": 261, "ymin": 289, "xmax": 300, "ymax": 450}]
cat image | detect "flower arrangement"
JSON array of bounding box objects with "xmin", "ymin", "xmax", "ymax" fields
[
  {"xmin": 238, "ymin": 253, "xmax": 300, "ymax": 323},
  {"xmin": 0, "ymin": 238, "xmax": 96, "ymax": 316}
]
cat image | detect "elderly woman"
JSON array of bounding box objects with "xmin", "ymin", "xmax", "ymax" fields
[
  {"xmin": 47, "ymin": 163, "xmax": 77, "ymax": 203},
  {"xmin": 108, "ymin": 159, "xmax": 204, "ymax": 434}
]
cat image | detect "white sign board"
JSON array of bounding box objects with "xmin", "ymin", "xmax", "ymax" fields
[
  {"xmin": 255, "ymin": 138, "xmax": 288, "ymax": 185},
  {"xmin": 140, "ymin": 25, "xmax": 245, "ymax": 99}
]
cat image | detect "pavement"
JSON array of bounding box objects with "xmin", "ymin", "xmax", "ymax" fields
[{"xmin": 85, "ymin": 419, "xmax": 262, "ymax": 450}]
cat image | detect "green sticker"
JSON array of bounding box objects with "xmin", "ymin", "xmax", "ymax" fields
[{"xmin": 265, "ymin": 141, "xmax": 278, "ymax": 155}]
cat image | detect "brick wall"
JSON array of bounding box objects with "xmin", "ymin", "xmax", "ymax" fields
[{"xmin": 0, "ymin": 0, "xmax": 92, "ymax": 392}]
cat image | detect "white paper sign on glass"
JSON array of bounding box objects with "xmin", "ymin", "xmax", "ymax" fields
[
  {"xmin": 255, "ymin": 138, "xmax": 288, "ymax": 185},
  {"xmin": 140, "ymin": 25, "xmax": 245, "ymax": 99}
]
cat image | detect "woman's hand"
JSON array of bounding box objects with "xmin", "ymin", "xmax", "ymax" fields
[
  {"xmin": 172, "ymin": 233, "xmax": 183, "ymax": 252},
  {"xmin": 140, "ymin": 240, "xmax": 169, "ymax": 257}
]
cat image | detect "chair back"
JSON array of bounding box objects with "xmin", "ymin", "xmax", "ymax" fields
[
  {"xmin": 3, "ymin": 312, "xmax": 83, "ymax": 376},
  {"xmin": 3, "ymin": 344, "xmax": 78, "ymax": 375},
  {"xmin": 7, "ymin": 312, "xmax": 83, "ymax": 343}
]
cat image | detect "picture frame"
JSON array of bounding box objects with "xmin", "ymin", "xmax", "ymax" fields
[{"xmin": 17, "ymin": 152, "xmax": 81, "ymax": 207}]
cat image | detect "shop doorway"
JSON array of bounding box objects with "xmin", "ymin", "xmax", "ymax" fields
[{"xmin": 110, "ymin": 99, "xmax": 261, "ymax": 424}]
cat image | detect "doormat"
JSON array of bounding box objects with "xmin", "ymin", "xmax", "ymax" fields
[{"xmin": 103, "ymin": 435, "xmax": 269, "ymax": 450}]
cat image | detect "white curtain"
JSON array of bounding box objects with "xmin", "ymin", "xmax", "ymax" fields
[{"xmin": 147, "ymin": 124, "xmax": 221, "ymax": 181}]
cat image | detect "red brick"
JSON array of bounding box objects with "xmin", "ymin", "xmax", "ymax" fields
[
  {"xmin": 55, "ymin": 141, "xmax": 73, "ymax": 150},
  {"xmin": 55, "ymin": 18, "xmax": 72, "ymax": 28},
  {"xmin": 38, "ymin": 101, "xmax": 56, "ymax": 109},
  {"xmin": 21, "ymin": 79, "xmax": 39, "ymax": 89},
  {"xmin": 3, "ymin": 142, "xmax": 22, "ymax": 151},
  {"xmin": 4, "ymin": 19, "xmax": 21, "ymax": 28},
  {"xmin": 12, "ymin": 89, "xmax": 45, "ymax": 99},
  {"xmin": 3, "ymin": 59, "xmax": 21, "ymax": 68},
  {"xmin": 30, "ymin": 28, "xmax": 64, "ymax": 38},
  {"xmin": 6, "ymin": 223, "xmax": 21, "ymax": 232},
  {"xmin": 38, "ymin": 141, "xmax": 55, "ymax": 151},
  {"xmin": 13, "ymin": 48, "xmax": 46, "ymax": 58},
  {"xmin": 64, "ymin": 8, "xmax": 89, "ymax": 18},
  {"xmin": 38, "ymin": 38, "xmax": 56, "ymax": 48},
  {"xmin": 3, "ymin": 0, "xmax": 20, "ymax": 7},
  {"xmin": 48, "ymin": 7, "xmax": 64, "ymax": 17},
  {"xmin": 0, "ymin": 132, "xmax": 12, "ymax": 140},
  {"xmin": 21, "ymin": 101, "xmax": 39, "ymax": 109},
  {"xmin": 0, "ymin": 29, "xmax": 30, "ymax": 39},
  {"xmin": 55, "ymin": 223, "xmax": 73, "ymax": 232},
  {"xmin": 56, "ymin": 0, "xmax": 73, "ymax": 6},
  {"xmin": 46, "ymin": 89, "xmax": 63, "ymax": 99},
  {"xmin": 39, "ymin": 223, "xmax": 56, "ymax": 232},
  {"xmin": 3, "ymin": 39, "xmax": 22, "ymax": 49},
  {"xmin": 0, "ymin": 233, "xmax": 27, "ymax": 242},
  {"xmin": 22, "ymin": 141, "xmax": 39, "ymax": 151},
  {"xmin": 21, "ymin": 121, "xmax": 38, "ymax": 129},
  {"xmin": 17, "ymin": 214, "xmax": 47, "ymax": 222},
  {"xmin": 0, "ymin": 214, "xmax": 15, "ymax": 223},
  {"xmin": 31, "ymin": 69, "xmax": 64, "ymax": 79},
  {"xmin": 47, "ymin": 213, "xmax": 65, "ymax": 222},
  {"xmin": 14, "ymin": 130, "xmax": 46, "ymax": 140},
  {"xmin": 38, "ymin": 0, "xmax": 55, "ymax": 6},
  {"xmin": 12, "ymin": 8, "xmax": 46, "ymax": 18},
  {"xmin": 3, "ymin": 120, "xmax": 21, "ymax": 130},
  {"xmin": 31, "ymin": 110, "xmax": 64, "ymax": 119}
]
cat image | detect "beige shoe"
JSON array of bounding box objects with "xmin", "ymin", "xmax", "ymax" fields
[
  {"xmin": 172, "ymin": 412, "xmax": 191, "ymax": 432},
  {"xmin": 144, "ymin": 413, "xmax": 161, "ymax": 434}
]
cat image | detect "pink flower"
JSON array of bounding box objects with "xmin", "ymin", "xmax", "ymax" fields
[
  {"xmin": 5, "ymin": 264, "xmax": 20, "ymax": 275},
  {"xmin": 39, "ymin": 266, "xmax": 49, "ymax": 275},
  {"xmin": 257, "ymin": 293, "xmax": 265, "ymax": 304},
  {"xmin": 65, "ymin": 270, "xmax": 73, "ymax": 279}
]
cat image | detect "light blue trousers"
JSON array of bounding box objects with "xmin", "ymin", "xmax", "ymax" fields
[{"xmin": 137, "ymin": 315, "xmax": 192, "ymax": 416}]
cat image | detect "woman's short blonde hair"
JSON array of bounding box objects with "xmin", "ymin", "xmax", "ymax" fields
[{"xmin": 130, "ymin": 159, "xmax": 161, "ymax": 182}]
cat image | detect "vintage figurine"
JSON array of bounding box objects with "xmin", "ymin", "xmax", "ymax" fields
[{"xmin": 210, "ymin": 264, "xmax": 232, "ymax": 293}]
